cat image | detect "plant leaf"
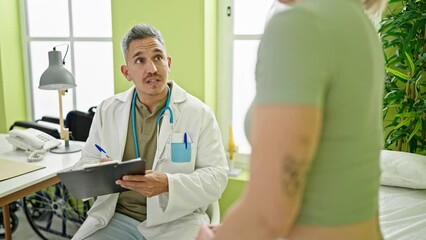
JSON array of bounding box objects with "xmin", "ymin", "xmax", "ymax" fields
[
  {"xmin": 393, "ymin": 115, "xmax": 415, "ymax": 130},
  {"xmin": 404, "ymin": 52, "xmax": 415, "ymax": 78},
  {"xmin": 386, "ymin": 67, "xmax": 409, "ymax": 80},
  {"xmin": 408, "ymin": 118, "xmax": 422, "ymax": 142},
  {"xmin": 395, "ymin": 112, "xmax": 417, "ymax": 118}
]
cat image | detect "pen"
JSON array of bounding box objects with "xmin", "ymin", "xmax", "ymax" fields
[
  {"xmin": 184, "ymin": 133, "xmax": 188, "ymax": 149},
  {"xmin": 95, "ymin": 144, "xmax": 110, "ymax": 158}
]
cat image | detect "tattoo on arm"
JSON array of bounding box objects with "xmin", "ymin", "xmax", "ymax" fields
[{"xmin": 281, "ymin": 155, "xmax": 307, "ymax": 197}]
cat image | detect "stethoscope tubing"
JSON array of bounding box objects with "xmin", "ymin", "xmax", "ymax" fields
[{"xmin": 131, "ymin": 87, "xmax": 173, "ymax": 158}]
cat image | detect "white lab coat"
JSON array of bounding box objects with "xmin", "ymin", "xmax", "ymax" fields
[{"xmin": 72, "ymin": 81, "xmax": 228, "ymax": 240}]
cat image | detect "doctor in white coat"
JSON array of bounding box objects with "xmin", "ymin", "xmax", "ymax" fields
[{"xmin": 72, "ymin": 23, "xmax": 228, "ymax": 240}]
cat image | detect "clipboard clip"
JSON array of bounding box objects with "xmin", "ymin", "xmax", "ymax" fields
[{"xmin": 83, "ymin": 160, "xmax": 119, "ymax": 171}]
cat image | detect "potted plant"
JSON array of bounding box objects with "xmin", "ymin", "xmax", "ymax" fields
[{"xmin": 379, "ymin": 0, "xmax": 426, "ymax": 154}]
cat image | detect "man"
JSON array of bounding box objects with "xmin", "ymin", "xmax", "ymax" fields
[{"xmin": 72, "ymin": 23, "xmax": 228, "ymax": 240}]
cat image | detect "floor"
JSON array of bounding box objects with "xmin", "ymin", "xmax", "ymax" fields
[{"xmin": 8, "ymin": 207, "xmax": 43, "ymax": 240}]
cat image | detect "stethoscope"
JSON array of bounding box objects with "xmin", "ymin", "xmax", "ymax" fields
[{"xmin": 131, "ymin": 87, "xmax": 174, "ymax": 158}]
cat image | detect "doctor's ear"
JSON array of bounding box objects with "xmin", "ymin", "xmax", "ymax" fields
[
  {"xmin": 120, "ymin": 65, "xmax": 132, "ymax": 81},
  {"xmin": 167, "ymin": 56, "xmax": 172, "ymax": 69}
]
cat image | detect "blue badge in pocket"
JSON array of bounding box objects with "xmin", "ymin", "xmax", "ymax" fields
[{"xmin": 171, "ymin": 143, "xmax": 191, "ymax": 163}]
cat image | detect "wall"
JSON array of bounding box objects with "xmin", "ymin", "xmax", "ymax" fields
[
  {"xmin": 0, "ymin": 0, "xmax": 27, "ymax": 133},
  {"xmin": 111, "ymin": 0, "xmax": 217, "ymax": 110},
  {"xmin": 0, "ymin": 45, "xmax": 5, "ymax": 133},
  {"xmin": 0, "ymin": 0, "xmax": 218, "ymax": 133},
  {"xmin": 204, "ymin": 0, "xmax": 217, "ymax": 112}
]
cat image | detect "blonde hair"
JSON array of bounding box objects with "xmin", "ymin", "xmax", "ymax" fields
[{"xmin": 364, "ymin": 0, "xmax": 387, "ymax": 18}]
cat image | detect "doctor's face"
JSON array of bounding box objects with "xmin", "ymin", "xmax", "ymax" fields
[{"xmin": 121, "ymin": 37, "xmax": 171, "ymax": 101}]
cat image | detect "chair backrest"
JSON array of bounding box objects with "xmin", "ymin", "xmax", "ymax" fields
[
  {"xmin": 65, "ymin": 107, "xmax": 96, "ymax": 141},
  {"xmin": 206, "ymin": 200, "xmax": 220, "ymax": 225}
]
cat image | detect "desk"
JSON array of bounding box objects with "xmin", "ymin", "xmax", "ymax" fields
[{"xmin": 0, "ymin": 134, "xmax": 82, "ymax": 240}]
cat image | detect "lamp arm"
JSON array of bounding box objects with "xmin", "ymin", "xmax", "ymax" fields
[{"xmin": 58, "ymin": 90, "xmax": 70, "ymax": 141}]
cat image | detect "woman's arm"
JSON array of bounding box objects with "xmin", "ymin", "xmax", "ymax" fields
[{"xmin": 214, "ymin": 104, "xmax": 323, "ymax": 239}]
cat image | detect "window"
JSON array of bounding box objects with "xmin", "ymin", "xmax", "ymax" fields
[
  {"xmin": 218, "ymin": 0, "xmax": 274, "ymax": 154},
  {"xmin": 21, "ymin": 0, "xmax": 114, "ymax": 120}
]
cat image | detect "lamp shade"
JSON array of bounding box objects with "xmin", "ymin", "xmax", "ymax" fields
[{"xmin": 39, "ymin": 50, "xmax": 76, "ymax": 90}]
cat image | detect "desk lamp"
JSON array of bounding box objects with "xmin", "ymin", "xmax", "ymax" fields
[{"xmin": 39, "ymin": 46, "xmax": 81, "ymax": 154}]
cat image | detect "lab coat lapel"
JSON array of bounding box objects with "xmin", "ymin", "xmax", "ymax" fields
[
  {"xmin": 154, "ymin": 110, "xmax": 172, "ymax": 169},
  {"xmin": 116, "ymin": 87, "xmax": 134, "ymax": 161}
]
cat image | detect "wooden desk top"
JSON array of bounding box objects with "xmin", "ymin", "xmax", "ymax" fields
[{"xmin": 0, "ymin": 134, "xmax": 83, "ymax": 205}]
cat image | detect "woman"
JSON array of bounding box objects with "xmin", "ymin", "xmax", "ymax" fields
[{"xmin": 197, "ymin": 0, "xmax": 386, "ymax": 239}]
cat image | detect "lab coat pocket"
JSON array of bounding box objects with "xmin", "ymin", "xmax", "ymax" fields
[
  {"xmin": 171, "ymin": 143, "xmax": 191, "ymax": 162},
  {"xmin": 171, "ymin": 133, "xmax": 192, "ymax": 163}
]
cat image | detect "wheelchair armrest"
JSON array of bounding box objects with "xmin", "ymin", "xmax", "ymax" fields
[
  {"xmin": 37, "ymin": 116, "xmax": 60, "ymax": 124},
  {"xmin": 9, "ymin": 121, "xmax": 61, "ymax": 139}
]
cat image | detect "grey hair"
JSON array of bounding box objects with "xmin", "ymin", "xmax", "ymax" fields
[{"xmin": 121, "ymin": 23, "xmax": 166, "ymax": 56}]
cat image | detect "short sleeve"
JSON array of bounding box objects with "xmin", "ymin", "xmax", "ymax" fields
[{"xmin": 254, "ymin": 9, "xmax": 330, "ymax": 107}]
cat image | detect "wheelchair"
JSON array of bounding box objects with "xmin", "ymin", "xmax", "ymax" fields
[
  {"xmin": 22, "ymin": 183, "xmax": 93, "ymax": 239},
  {"xmin": 8, "ymin": 107, "xmax": 96, "ymax": 239}
]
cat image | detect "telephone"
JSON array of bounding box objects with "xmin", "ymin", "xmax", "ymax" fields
[{"xmin": 6, "ymin": 128, "xmax": 61, "ymax": 162}]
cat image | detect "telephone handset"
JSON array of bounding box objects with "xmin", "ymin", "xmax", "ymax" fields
[{"xmin": 6, "ymin": 128, "xmax": 61, "ymax": 162}]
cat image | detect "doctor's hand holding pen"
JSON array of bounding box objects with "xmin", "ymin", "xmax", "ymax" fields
[{"xmin": 95, "ymin": 144, "xmax": 113, "ymax": 163}]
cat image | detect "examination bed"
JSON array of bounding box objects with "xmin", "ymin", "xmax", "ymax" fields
[{"xmin": 379, "ymin": 150, "xmax": 426, "ymax": 240}]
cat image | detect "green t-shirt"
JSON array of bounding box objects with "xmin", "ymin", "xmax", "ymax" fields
[
  {"xmin": 115, "ymin": 90, "xmax": 168, "ymax": 222},
  {"xmin": 254, "ymin": 0, "xmax": 384, "ymax": 225}
]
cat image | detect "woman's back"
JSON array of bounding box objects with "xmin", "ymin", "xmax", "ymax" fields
[
  {"xmin": 256, "ymin": 0, "xmax": 384, "ymax": 238},
  {"xmin": 196, "ymin": 0, "xmax": 386, "ymax": 239}
]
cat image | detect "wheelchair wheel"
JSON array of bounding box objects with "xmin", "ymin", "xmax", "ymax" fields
[
  {"xmin": 0, "ymin": 210, "xmax": 19, "ymax": 238},
  {"xmin": 22, "ymin": 183, "xmax": 92, "ymax": 239}
]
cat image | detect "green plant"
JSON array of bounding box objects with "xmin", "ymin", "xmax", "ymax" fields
[{"xmin": 379, "ymin": 0, "xmax": 426, "ymax": 155}]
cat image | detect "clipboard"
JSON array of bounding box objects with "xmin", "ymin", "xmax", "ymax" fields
[{"xmin": 57, "ymin": 158, "xmax": 145, "ymax": 199}]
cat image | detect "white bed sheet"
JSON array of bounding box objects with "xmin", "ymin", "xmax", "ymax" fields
[{"xmin": 380, "ymin": 186, "xmax": 426, "ymax": 240}]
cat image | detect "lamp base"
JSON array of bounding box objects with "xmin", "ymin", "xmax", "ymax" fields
[{"xmin": 51, "ymin": 140, "xmax": 81, "ymax": 154}]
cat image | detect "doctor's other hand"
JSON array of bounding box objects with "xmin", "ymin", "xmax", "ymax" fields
[
  {"xmin": 116, "ymin": 170, "xmax": 169, "ymax": 197},
  {"xmin": 196, "ymin": 224, "xmax": 218, "ymax": 240}
]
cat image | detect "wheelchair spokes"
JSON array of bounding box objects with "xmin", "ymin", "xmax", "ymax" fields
[{"xmin": 23, "ymin": 183, "xmax": 92, "ymax": 239}]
